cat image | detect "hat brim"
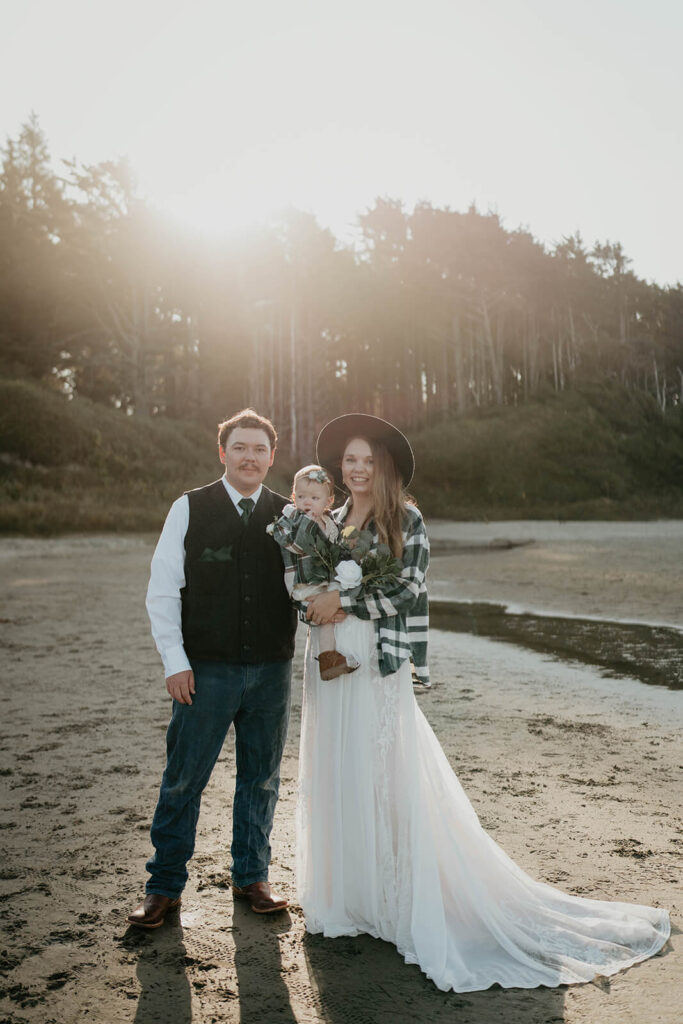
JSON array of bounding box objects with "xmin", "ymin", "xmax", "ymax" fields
[{"xmin": 315, "ymin": 414, "xmax": 415, "ymax": 490}]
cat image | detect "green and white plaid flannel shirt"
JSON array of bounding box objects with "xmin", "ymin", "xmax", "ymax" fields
[
  {"xmin": 269, "ymin": 499, "xmax": 430, "ymax": 684},
  {"xmin": 267, "ymin": 503, "xmax": 337, "ymax": 597},
  {"xmin": 334, "ymin": 498, "xmax": 430, "ymax": 685}
]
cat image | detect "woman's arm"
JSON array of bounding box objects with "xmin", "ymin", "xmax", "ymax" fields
[{"xmin": 339, "ymin": 507, "xmax": 429, "ymax": 621}]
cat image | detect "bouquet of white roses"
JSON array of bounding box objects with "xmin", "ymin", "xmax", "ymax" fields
[{"xmin": 295, "ymin": 523, "xmax": 403, "ymax": 595}]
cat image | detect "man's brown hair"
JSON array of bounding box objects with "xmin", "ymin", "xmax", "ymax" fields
[{"xmin": 217, "ymin": 408, "xmax": 278, "ymax": 450}]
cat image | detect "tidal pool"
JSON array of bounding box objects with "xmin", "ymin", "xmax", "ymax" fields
[{"xmin": 429, "ymin": 600, "xmax": 683, "ymax": 691}]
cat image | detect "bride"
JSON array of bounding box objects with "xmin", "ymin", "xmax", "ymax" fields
[{"xmin": 297, "ymin": 413, "xmax": 670, "ymax": 993}]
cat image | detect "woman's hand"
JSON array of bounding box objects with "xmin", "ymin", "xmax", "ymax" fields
[{"xmin": 306, "ymin": 590, "xmax": 342, "ymax": 625}]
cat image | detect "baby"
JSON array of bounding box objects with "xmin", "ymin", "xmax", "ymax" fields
[{"xmin": 268, "ymin": 465, "xmax": 359, "ymax": 680}]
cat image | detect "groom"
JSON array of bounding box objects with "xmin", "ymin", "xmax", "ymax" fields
[{"xmin": 128, "ymin": 408, "xmax": 298, "ymax": 927}]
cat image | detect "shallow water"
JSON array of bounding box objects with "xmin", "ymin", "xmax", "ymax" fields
[{"xmin": 429, "ymin": 600, "xmax": 683, "ymax": 691}]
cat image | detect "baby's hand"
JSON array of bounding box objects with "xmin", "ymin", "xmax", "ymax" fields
[{"xmin": 295, "ymin": 507, "xmax": 323, "ymax": 523}]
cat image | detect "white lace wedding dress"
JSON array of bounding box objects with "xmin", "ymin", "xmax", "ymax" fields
[{"xmin": 296, "ymin": 616, "xmax": 670, "ymax": 992}]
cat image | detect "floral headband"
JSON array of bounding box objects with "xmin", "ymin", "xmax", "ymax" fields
[
  {"xmin": 304, "ymin": 469, "xmax": 332, "ymax": 485},
  {"xmin": 295, "ymin": 466, "xmax": 334, "ymax": 489}
]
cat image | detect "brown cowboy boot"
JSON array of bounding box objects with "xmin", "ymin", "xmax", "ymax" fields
[
  {"xmin": 127, "ymin": 894, "xmax": 181, "ymax": 929},
  {"xmin": 232, "ymin": 881, "xmax": 288, "ymax": 914}
]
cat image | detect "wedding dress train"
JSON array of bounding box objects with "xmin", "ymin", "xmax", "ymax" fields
[{"xmin": 296, "ymin": 616, "xmax": 670, "ymax": 993}]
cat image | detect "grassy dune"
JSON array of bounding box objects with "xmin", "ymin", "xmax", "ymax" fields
[
  {"xmin": 1, "ymin": 378, "xmax": 682, "ymax": 534},
  {"xmin": 0, "ymin": 379, "xmax": 291, "ymax": 534},
  {"xmin": 412, "ymin": 383, "xmax": 683, "ymax": 519}
]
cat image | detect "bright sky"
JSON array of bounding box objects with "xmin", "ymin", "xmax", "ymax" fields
[{"xmin": 2, "ymin": 0, "xmax": 681, "ymax": 284}]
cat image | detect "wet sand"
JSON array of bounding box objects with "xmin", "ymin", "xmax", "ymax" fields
[
  {"xmin": 427, "ymin": 518, "xmax": 683, "ymax": 629},
  {"xmin": 0, "ymin": 526, "xmax": 680, "ymax": 1024}
]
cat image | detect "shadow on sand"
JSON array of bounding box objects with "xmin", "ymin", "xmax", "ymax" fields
[
  {"xmin": 119, "ymin": 908, "xmax": 192, "ymax": 1024},
  {"xmin": 232, "ymin": 899, "xmax": 298, "ymax": 1023},
  {"xmin": 122, "ymin": 900, "xmax": 299, "ymax": 1023},
  {"xmin": 303, "ymin": 932, "xmax": 567, "ymax": 1024}
]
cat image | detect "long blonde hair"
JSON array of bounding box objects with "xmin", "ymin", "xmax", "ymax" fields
[{"xmin": 346, "ymin": 437, "xmax": 411, "ymax": 558}]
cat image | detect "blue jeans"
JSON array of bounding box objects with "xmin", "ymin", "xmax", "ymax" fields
[{"xmin": 145, "ymin": 658, "xmax": 292, "ymax": 897}]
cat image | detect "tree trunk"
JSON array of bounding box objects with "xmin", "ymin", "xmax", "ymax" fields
[
  {"xmin": 289, "ymin": 304, "xmax": 297, "ymax": 459},
  {"xmin": 568, "ymin": 304, "xmax": 577, "ymax": 374},
  {"xmin": 480, "ymin": 297, "xmax": 503, "ymax": 405},
  {"xmin": 653, "ymin": 357, "xmax": 665, "ymax": 412},
  {"xmin": 439, "ymin": 326, "xmax": 449, "ymax": 418},
  {"xmin": 452, "ymin": 314, "xmax": 467, "ymax": 415}
]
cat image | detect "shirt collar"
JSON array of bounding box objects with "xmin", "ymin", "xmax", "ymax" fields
[
  {"xmin": 333, "ymin": 498, "xmax": 376, "ymax": 534},
  {"xmin": 222, "ymin": 475, "xmax": 263, "ymax": 512},
  {"xmin": 333, "ymin": 497, "xmax": 352, "ymax": 523}
]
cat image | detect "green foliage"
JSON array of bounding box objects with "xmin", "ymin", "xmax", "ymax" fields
[
  {"xmin": 358, "ymin": 544, "xmax": 403, "ymax": 589},
  {"xmin": 340, "ymin": 526, "xmax": 374, "ymax": 562},
  {"xmin": 336, "ymin": 526, "xmax": 402, "ymax": 585},
  {"xmin": 0, "ymin": 377, "xmax": 215, "ymax": 479},
  {"xmin": 1, "ymin": 114, "xmax": 682, "ymax": 524},
  {"xmin": 1, "ymin": 378, "xmax": 682, "ymax": 533},
  {"xmin": 288, "ymin": 520, "xmax": 403, "ymax": 595},
  {"xmin": 0, "ymin": 378, "xmax": 268, "ymax": 534},
  {"xmin": 2, "ymin": 114, "xmax": 683, "ymax": 469},
  {"xmin": 411, "ymin": 383, "xmax": 683, "ymax": 519}
]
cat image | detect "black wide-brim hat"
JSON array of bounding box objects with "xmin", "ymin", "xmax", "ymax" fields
[{"xmin": 316, "ymin": 414, "xmax": 415, "ymax": 489}]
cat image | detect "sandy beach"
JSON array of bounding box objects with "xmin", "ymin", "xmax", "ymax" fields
[{"xmin": 0, "ymin": 524, "xmax": 680, "ymax": 1024}]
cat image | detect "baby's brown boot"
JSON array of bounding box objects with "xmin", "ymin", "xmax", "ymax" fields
[{"xmin": 317, "ymin": 651, "xmax": 360, "ymax": 680}]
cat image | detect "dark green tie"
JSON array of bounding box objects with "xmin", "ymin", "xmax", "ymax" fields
[{"xmin": 238, "ymin": 497, "xmax": 255, "ymax": 525}]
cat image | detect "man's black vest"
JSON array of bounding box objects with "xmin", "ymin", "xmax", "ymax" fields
[{"xmin": 181, "ymin": 480, "xmax": 296, "ymax": 663}]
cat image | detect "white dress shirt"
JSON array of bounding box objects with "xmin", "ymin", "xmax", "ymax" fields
[{"xmin": 146, "ymin": 477, "xmax": 263, "ymax": 678}]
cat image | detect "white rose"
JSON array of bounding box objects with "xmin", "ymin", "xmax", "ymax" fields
[{"xmin": 334, "ymin": 559, "xmax": 363, "ymax": 590}]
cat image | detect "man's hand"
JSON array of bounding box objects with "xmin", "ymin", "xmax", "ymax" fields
[
  {"xmin": 166, "ymin": 669, "xmax": 195, "ymax": 705},
  {"xmin": 306, "ymin": 589, "xmax": 342, "ymax": 625}
]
